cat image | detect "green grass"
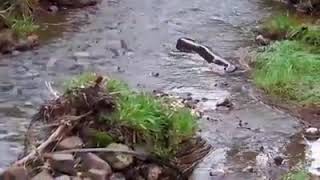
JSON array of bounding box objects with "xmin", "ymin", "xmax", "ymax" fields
[
  {"xmin": 282, "ymin": 169, "xmax": 310, "ymax": 180},
  {"xmin": 7, "ymin": 15, "xmax": 39, "ymax": 37},
  {"xmin": 0, "ymin": 0, "xmax": 39, "ymax": 37},
  {"xmin": 262, "ymin": 15, "xmax": 299, "ymax": 39},
  {"xmin": 65, "ymin": 73, "xmax": 198, "ymax": 158},
  {"xmin": 254, "ymin": 40, "xmax": 320, "ymax": 105},
  {"xmin": 105, "ymin": 79, "xmax": 197, "ymax": 157}
]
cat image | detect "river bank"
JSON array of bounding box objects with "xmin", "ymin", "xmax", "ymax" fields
[
  {"xmin": 249, "ymin": 2, "xmax": 320, "ymax": 179},
  {"xmin": 0, "ymin": 0, "xmax": 100, "ymax": 54}
]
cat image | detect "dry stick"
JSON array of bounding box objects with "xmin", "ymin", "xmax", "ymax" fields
[{"xmin": 14, "ymin": 111, "xmax": 92, "ymax": 166}]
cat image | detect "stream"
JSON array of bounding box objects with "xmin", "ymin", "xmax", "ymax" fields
[{"xmin": 0, "ymin": 0, "xmax": 309, "ymax": 179}]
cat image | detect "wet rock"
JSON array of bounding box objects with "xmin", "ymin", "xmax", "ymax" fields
[
  {"xmin": 57, "ymin": 136, "xmax": 84, "ymax": 150},
  {"xmin": 216, "ymin": 98, "xmax": 233, "ymax": 108},
  {"xmin": 55, "ymin": 175, "xmax": 71, "ymax": 180},
  {"xmin": 0, "ymin": 166, "xmax": 29, "ymax": 180},
  {"xmin": 46, "ymin": 153, "xmax": 76, "ymax": 175},
  {"xmin": 102, "ymin": 143, "xmax": 134, "ymax": 170},
  {"xmin": 110, "ymin": 173, "xmax": 126, "ymax": 180},
  {"xmin": 0, "ymin": 29, "xmax": 17, "ymax": 54},
  {"xmin": 48, "ymin": 5, "xmax": 59, "ymax": 13},
  {"xmin": 255, "ymin": 35, "xmax": 270, "ymax": 46},
  {"xmin": 81, "ymin": 153, "xmax": 112, "ymax": 175},
  {"xmin": 32, "ymin": 170, "xmax": 53, "ymax": 180},
  {"xmin": 304, "ymin": 127, "xmax": 320, "ymax": 141},
  {"xmin": 273, "ymin": 156, "xmax": 284, "ymax": 166},
  {"xmin": 55, "ymin": 0, "xmax": 100, "ymax": 8},
  {"xmin": 151, "ymin": 72, "xmax": 159, "ymax": 77},
  {"xmin": 87, "ymin": 168, "xmax": 108, "ymax": 180}
]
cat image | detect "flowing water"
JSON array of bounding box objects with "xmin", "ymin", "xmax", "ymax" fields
[{"xmin": 0, "ymin": 0, "xmax": 311, "ymax": 179}]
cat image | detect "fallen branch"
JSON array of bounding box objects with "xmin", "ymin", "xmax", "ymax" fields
[{"xmin": 14, "ymin": 112, "xmax": 92, "ymax": 166}]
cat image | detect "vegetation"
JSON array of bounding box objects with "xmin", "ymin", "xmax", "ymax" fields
[
  {"xmin": 66, "ymin": 73, "xmax": 198, "ymax": 158},
  {"xmin": 262, "ymin": 15, "xmax": 298, "ymax": 39},
  {"xmin": 0, "ymin": 0, "xmax": 39, "ymax": 36},
  {"xmin": 254, "ymin": 15, "xmax": 320, "ymax": 106},
  {"xmin": 282, "ymin": 169, "xmax": 310, "ymax": 180}
]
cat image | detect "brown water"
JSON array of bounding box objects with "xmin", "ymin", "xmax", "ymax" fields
[{"xmin": 0, "ymin": 0, "xmax": 308, "ymax": 179}]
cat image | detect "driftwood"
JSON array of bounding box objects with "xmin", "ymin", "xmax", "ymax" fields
[
  {"xmin": 15, "ymin": 111, "xmax": 92, "ymax": 166},
  {"xmin": 176, "ymin": 37, "xmax": 237, "ymax": 73}
]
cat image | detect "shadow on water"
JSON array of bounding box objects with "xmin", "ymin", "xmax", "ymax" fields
[{"xmin": 0, "ymin": 0, "xmax": 315, "ymax": 179}]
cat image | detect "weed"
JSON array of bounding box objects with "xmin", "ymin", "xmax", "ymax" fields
[{"xmin": 254, "ymin": 40, "xmax": 320, "ymax": 105}]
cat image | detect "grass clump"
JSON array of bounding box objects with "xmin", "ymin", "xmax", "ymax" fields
[
  {"xmin": 105, "ymin": 79, "xmax": 198, "ymax": 157},
  {"xmin": 282, "ymin": 169, "xmax": 310, "ymax": 180},
  {"xmin": 0, "ymin": 0, "xmax": 39, "ymax": 37},
  {"xmin": 65, "ymin": 74, "xmax": 198, "ymax": 158},
  {"xmin": 7, "ymin": 15, "xmax": 39, "ymax": 37},
  {"xmin": 254, "ymin": 40, "xmax": 320, "ymax": 105}
]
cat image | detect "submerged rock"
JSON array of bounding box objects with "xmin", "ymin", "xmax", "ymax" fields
[{"xmin": 102, "ymin": 143, "xmax": 134, "ymax": 170}]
